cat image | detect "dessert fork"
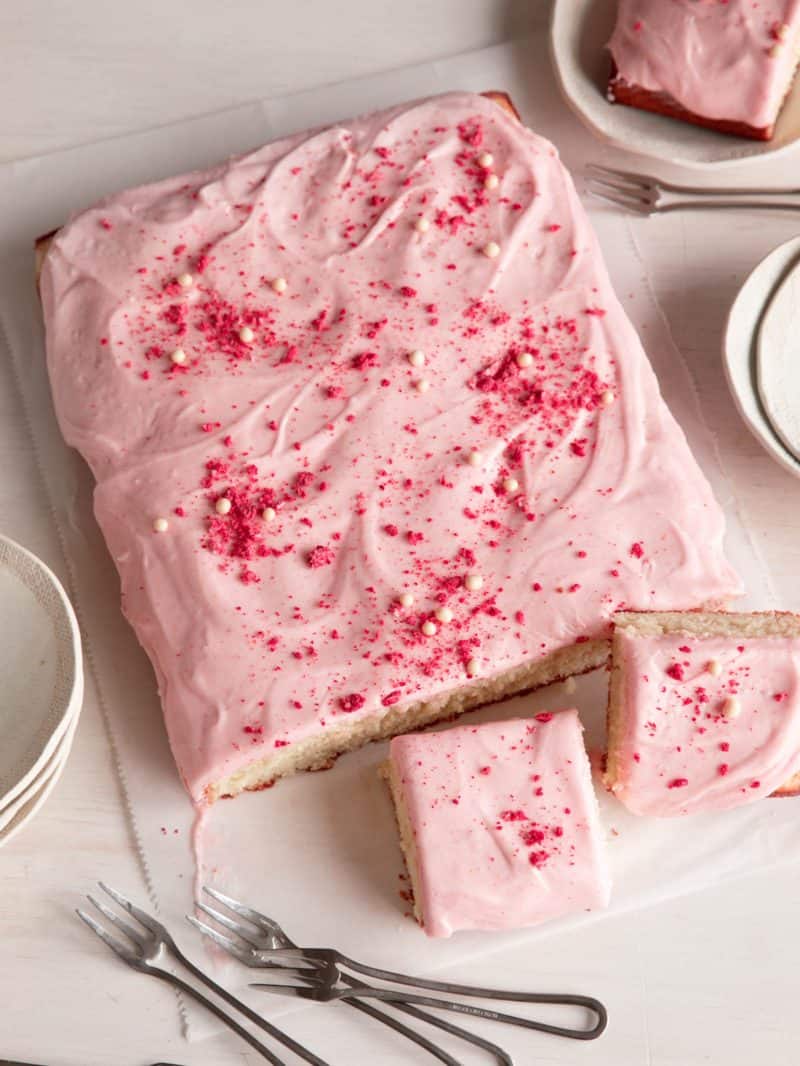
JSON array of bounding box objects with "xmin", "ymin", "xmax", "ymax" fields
[
  {"xmin": 190, "ymin": 886, "xmax": 515, "ymax": 1066},
  {"xmin": 585, "ymin": 163, "xmax": 800, "ymax": 216},
  {"xmin": 76, "ymin": 883, "xmax": 328, "ymax": 1066},
  {"xmin": 191, "ymin": 886, "xmax": 606, "ymax": 1044}
]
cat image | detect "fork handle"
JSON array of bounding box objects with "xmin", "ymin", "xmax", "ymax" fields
[
  {"xmin": 332, "ymin": 985, "xmax": 607, "ymax": 1041},
  {"xmin": 146, "ymin": 966, "xmax": 289, "ymax": 1066},
  {"xmin": 171, "ymin": 946, "xmax": 330, "ymax": 1066}
]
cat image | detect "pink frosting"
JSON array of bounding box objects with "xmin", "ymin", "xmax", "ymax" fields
[
  {"xmin": 609, "ymin": 0, "xmax": 800, "ymax": 130},
  {"xmin": 40, "ymin": 92, "xmax": 741, "ymax": 803},
  {"xmin": 389, "ymin": 712, "xmax": 612, "ymax": 937},
  {"xmin": 611, "ymin": 629, "xmax": 800, "ymax": 815}
]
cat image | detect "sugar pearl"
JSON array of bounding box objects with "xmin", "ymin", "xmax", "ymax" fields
[
  {"xmin": 464, "ymin": 573, "xmax": 484, "ymax": 592},
  {"xmin": 484, "ymin": 173, "xmax": 500, "ymax": 190},
  {"xmin": 239, "ymin": 326, "xmax": 255, "ymax": 344},
  {"xmin": 415, "ymin": 378, "xmax": 430, "ymax": 393},
  {"xmin": 707, "ymin": 659, "xmax": 722, "ymax": 677},
  {"xmin": 722, "ymin": 696, "xmax": 741, "ymax": 719},
  {"xmin": 466, "ymin": 449, "xmax": 483, "ymax": 467},
  {"xmin": 262, "ymin": 506, "xmax": 276, "ymax": 522},
  {"xmin": 516, "ymin": 351, "xmax": 534, "ymax": 368},
  {"xmin": 482, "ymin": 241, "xmax": 501, "ymax": 259},
  {"xmin": 152, "ymin": 517, "xmax": 169, "ymax": 533},
  {"xmin": 398, "ymin": 592, "xmax": 414, "ymax": 608},
  {"xmin": 407, "ymin": 349, "xmax": 426, "ymax": 367},
  {"xmin": 177, "ymin": 273, "xmax": 193, "ymax": 289},
  {"xmin": 503, "ymin": 477, "xmax": 519, "ymax": 493},
  {"xmin": 476, "ymin": 151, "xmax": 494, "ymax": 169},
  {"xmin": 776, "ymin": 21, "xmax": 790, "ymax": 39},
  {"xmin": 421, "ymin": 620, "xmax": 438, "ymax": 637},
  {"xmin": 215, "ymin": 497, "xmax": 232, "ymax": 516},
  {"xmin": 170, "ymin": 347, "xmax": 187, "ymax": 365},
  {"xmin": 271, "ymin": 277, "xmax": 288, "ymax": 294},
  {"xmin": 415, "ymin": 217, "xmax": 430, "ymax": 233},
  {"xmin": 600, "ymin": 389, "xmax": 615, "ymax": 406},
  {"xmin": 769, "ymin": 43, "xmax": 783, "ymax": 57},
  {"xmin": 435, "ymin": 606, "xmax": 454, "ymax": 624},
  {"xmin": 465, "ymin": 658, "xmax": 479, "ymax": 677}
]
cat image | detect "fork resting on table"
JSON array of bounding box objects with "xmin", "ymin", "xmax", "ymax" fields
[{"xmin": 586, "ymin": 163, "xmax": 800, "ymax": 216}]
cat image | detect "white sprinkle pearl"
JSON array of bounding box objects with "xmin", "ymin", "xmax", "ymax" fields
[
  {"xmin": 239, "ymin": 326, "xmax": 255, "ymax": 344},
  {"xmin": 465, "ymin": 658, "xmax": 479, "ymax": 677},
  {"xmin": 152, "ymin": 517, "xmax": 169, "ymax": 533},
  {"xmin": 503, "ymin": 477, "xmax": 519, "ymax": 493},
  {"xmin": 769, "ymin": 43, "xmax": 783, "ymax": 57},
  {"xmin": 215, "ymin": 497, "xmax": 232, "ymax": 516},
  {"xmin": 466, "ymin": 449, "xmax": 483, "ymax": 467},
  {"xmin": 482, "ymin": 241, "xmax": 501, "ymax": 259},
  {"xmin": 177, "ymin": 273, "xmax": 193, "ymax": 289},
  {"xmin": 421, "ymin": 620, "xmax": 438, "ymax": 637},
  {"xmin": 776, "ymin": 21, "xmax": 790, "ymax": 39},
  {"xmin": 435, "ymin": 606, "xmax": 454, "ymax": 624},
  {"xmin": 170, "ymin": 347, "xmax": 187, "ymax": 365},
  {"xmin": 600, "ymin": 390, "xmax": 615, "ymax": 406},
  {"xmin": 707, "ymin": 659, "xmax": 722, "ymax": 677},
  {"xmin": 408, "ymin": 349, "xmax": 426, "ymax": 368},
  {"xmin": 415, "ymin": 217, "xmax": 430, "ymax": 233},
  {"xmin": 516, "ymin": 351, "xmax": 534, "ymax": 368},
  {"xmin": 415, "ymin": 378, "xmax": 430, "ymax": 394},
  {"xmin": 484, "ymin": 173, "xmax": 500, "ymax": 190},
  {"xmin": 271, "ymin": 277, "xmax": 288, "ymax": 294},
  {"xmin": 464, "ymin": 573, "xmax": 484, "ymax": 592},
  {"xmin": 262, "ymin": 506, "xmax": 276, "ymax": 522},
  {"xmin": 722, "ymin": 696, "xmax": 741, "ymax": 719},
  {"xmin": 399, "ymin": 592, "xmax": 414, "ymax": 608},
  {"xmin": 476, "ymin": 151, "xmax": 494, "ymax": 169}
]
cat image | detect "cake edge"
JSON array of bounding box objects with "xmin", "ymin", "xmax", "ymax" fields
[
  {"xmin": 607, "ymin": 60, "xmax": 778, "ymax": 142},
  {"xmin": 211, "ymin": 635, "xmax": 610, "ymax": 801},
  {"xmin": 379, "ymin": 757, "xmax": 425, "ymax": 931},
  {"xmin": 603, "ymin": 610, "xmax": 800, "ymax": 799}
]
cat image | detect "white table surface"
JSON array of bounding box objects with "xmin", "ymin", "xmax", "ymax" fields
[{"xmin": 2, "ymin": 3, "xmax": 800, "ymax": 1064}]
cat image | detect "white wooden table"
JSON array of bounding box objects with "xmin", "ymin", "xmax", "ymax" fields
[{"xmin": 2, "ymin": 3, "xmax": 800, "ymax": 1063}]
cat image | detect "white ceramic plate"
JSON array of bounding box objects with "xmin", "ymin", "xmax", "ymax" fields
[
  {"xmin": 550, "ymin": 0, "xmax": 800, "ymax": 169},
  {"xmin": 723, "ymin": 236, "xmax": 800, "ymax": 481},
  {"xmin": 0, "ymin": 535, "xmax": 83, "ymax": 808},
  {"xmin": 0, "ymin": 707, "xmax": 80, "ymax": 847}
]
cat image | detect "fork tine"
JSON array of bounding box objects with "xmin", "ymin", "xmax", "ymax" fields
[
  {"xmin": 99, "ymin": 882, "xmax": 164, "ymax": 936},
  {"xmin": 250, "ymin": 981, "xmax": 315, "ymax": 998},
  {"xmin": 87, "ymin": 894, "xmax": 149, "ymax": 949},
  {"xmin": 187, "ymin": 914, "xmax": 255, "ymax": 962},
  {"xmin": 194, "ymin": 901, "xmax": 265, "ymax": 948},
  {"xmin": 76, "ymin": 907, "xmax": 139, "ymax": 964},
  {"xmin": 585, "ymin": 172, "xmax": 655, "ymax": 202},
  {"xmin": 585, "ymin": 163, "xmax": 656, "ymax": 190},
  {"xmin": 585, "ymin": 185, "xmax": 652, "ymax": 215},
  {"xmin": 203, "ymin": 885, "xmax": 288, "ymax": 939}
]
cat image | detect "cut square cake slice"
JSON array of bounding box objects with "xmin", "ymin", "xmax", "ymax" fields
[
  {"xmin": 40, "ymin": 90, "xmax": 741, "ymax": 804},
  {"xmin": 608, "ymin": 0, "xmax": 800, "ymax": 141},
  {"xmin": 383, "ymin": 712, "xmax": 611, "ymax": 937},
  {"xmin": 605, "ymin": 611, "xmax": 800, "ymax": 816}
]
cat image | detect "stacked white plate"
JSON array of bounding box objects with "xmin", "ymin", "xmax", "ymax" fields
[{"xmin": 0, "ymin": 534, "xmax": 83, "ymax": 847}]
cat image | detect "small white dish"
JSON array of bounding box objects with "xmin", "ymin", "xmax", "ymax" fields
[
  {"xmin": 550, "ymin": 0, "xmax": 800, "ymax": 169},
  {"xmin": 0, "ymin": 708, "xmax": 80, "ymax": 847},
  {"xmin": 723, "ymin": 236, "xmax": 800, "ymax": 481},
  {"xmin": 757, "ymin": 258, "xmax": 800, "ymax": 463},
  {"xmin": 0, "ymin": 535, "xmax": 83, "ymax": 809}
]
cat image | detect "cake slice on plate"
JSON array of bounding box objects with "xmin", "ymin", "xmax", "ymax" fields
[
  {"xmin": 383, "ymin": 712, "xmax": 612, "ymax": 937},
  {"xmin": 39, "ymin": 90, "xmax": 741, "ymax": 804},
  {"xmin": 605, "ymin": 611, "xmax": 800, "ymax": 816},
  {"xmin": 608, "ymin": 0, "xmax": 800, "ymax": 141}
]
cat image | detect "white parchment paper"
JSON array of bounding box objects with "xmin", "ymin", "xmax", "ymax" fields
[{"xmin": 0, "ymin": 34, "xmax": 793, "ymax": 1041}]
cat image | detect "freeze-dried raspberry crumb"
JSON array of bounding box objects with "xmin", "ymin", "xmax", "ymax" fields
[
  {"xmin": 528, "ymin": 850, "xmax": 549, "ymax": 867},
  {"xmin": 718, "ymin": 764, "xmax": 730, "ymax": 776},
  {"xmin": 500, "ymin": 809, "xmax": 528, "ymax": 822},
  {"xmin": 666, "ymin": 663, "xmax": 685, "ymax": 681},
  {"xmin": 381, "ymin": 691, "xmax": 402, "ymax": 706},
  {"xmin": 630, "ymin": 541, "xmax": 644, "ymax": 558},
  {"xmin": 308, "ymin": 545, "xmax": 335, "ymax": 568},
  {"xmin": 667, "ymin": 777, "xmax": 689, "ymax": 789},
  {"xmin": 340, "ymin": 693, "xmax": 366, "ymax": 713},
  {"xmin": 534, "ymin": 713, "xmax": 553, "ymax": 723}
]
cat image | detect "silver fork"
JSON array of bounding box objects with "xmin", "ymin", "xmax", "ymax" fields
[
  {"xmin": 191, "ymin": 887, "xmax": 606, "ymax": 1048},
  {"xmin": 585, "ymin": 163, "xmax": 800, "ymax": 216},
  {"xmin": 190, "ymin": 886, "xmax": 515, "ymax": 1066},
  {"xmin": 76, "ymin": 883, "xmax": 329, "ymax": 1066}
]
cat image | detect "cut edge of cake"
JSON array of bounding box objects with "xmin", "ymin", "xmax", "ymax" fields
[
  {"xmin": 379, "ymin": 756, "xmax": 425, "ymax": 928},
  {"xmin": 212, "ymin": 634, "xmax": 609, "ymax": 801},
  {"xmin": 604, "ymin": 610, "xmax": 800, "ymax": 798}
]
